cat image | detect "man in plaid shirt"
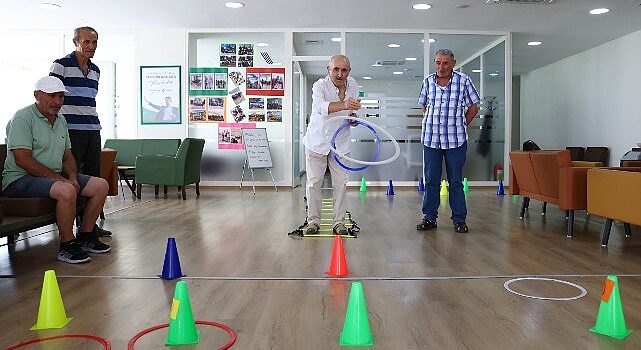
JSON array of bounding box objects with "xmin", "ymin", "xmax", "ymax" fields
[{"xmin": 416, "ymin": 49, "xmax": 480, "ymax": 234}]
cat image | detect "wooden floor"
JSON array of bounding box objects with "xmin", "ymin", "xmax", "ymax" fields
[{"xmin": 2, "ymin": 185, "xmax": 641, "ymax": 349}]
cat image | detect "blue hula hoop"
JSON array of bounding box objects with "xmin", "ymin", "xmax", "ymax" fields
[{"xmin": 331, "ymin": 120, "xmax": 381, "ymax": 171}]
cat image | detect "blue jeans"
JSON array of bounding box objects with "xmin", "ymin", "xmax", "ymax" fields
[{"xmin": 421, "ymin": 142, "xmax": 467, "ymax": 224}]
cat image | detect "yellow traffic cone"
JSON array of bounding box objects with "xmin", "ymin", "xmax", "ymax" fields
[
  {"xmin": 440, "ymin": 180, "xmax": 448, "ymax": 196},
  {"xmin": 31, "ymin": 270, "xmax": 72, "ymax": 330}
]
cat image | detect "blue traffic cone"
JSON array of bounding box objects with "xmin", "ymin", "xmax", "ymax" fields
[
  {"xmin": 497, "ymin": 180, "xmax": 505, "ymax": 196},
  {"xmin": 418, "ymin": 178, "xmax": 425, "ymax": 192},
  {"xmin": 386, "ymin": 180, "xmax": 395, "ymax": 195},
  {"xmin": 159, "ymin": 237, "xmax": 185, "ymax": 280}
]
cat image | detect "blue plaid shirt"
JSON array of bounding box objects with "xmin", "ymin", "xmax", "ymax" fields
[{"xmin": 418, "ymin": 71, "xmax": 480, "ymax": 149}]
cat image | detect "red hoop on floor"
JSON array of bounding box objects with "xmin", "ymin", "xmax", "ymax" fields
[
  {"xmin": 128, "ymin": 320, "xmax": 237, "ymax": 350},
  {"xmin": 5, "ymin": 334, "xmax": 111, "ymax": 350}
]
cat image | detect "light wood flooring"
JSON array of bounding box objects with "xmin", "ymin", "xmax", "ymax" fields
[{"xmin": 1, "ymin": 185, "xmax": 641, "ymax": 349}]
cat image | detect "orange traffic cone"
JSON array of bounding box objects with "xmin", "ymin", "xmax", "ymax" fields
[{"xmin": 326, "ymin": 235, "xmax": 349, "ymax": 277}]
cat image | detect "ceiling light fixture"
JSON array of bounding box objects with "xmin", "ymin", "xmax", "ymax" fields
[
  {"xmin": 489, "ymin": 73, "xmax": 499, "ymax": 77},
  {"xmin": 472, "ymin": 69, "xmax": 482, "ymax": 73},
  {"xmin": 393, "ymin": 71, "xmax": 404, "ymax": 75},
  {"xmin": 527, "ymin": 41, "xmax": 542, "ymax": 46},
  {"xmin": 256, "ymin": 42, "xmax": 269, "ymax": 47},
  {"xmin": 371, "ymin": 63, "xmax": 383, "ymax": 67},
  {"xmin": 39, "ymin": 2, "xmax": 61, "ymax": 9},
  {"xmin": 224, "ymin": 2, "xmax": 245, "ymax": 8},
  {"xmin": 362, "ymin": 76, "xmax": 373, "ymax": 80},
  {"xmin": 589, "ymin": 8, "xmax": 609, "ymax": 15},
  {"xmin": 387, "ymin": 43, "xmax": 401, "ymax": 48},
  {"xmin": 405, "ymin": 57, "xmax": 417, "ymax": 61},
  {"xmin": 272, "ymin": 62, "xmax": 282, "ymax": 65},
  {"xmin": 331, "ymin": 37, "xmax": 342, "ymax": 42},
  {"xmin": 413, "ymin": 3, "xmax": 432, "ymax": 10},
  {"xmin": 429, "ymin": 38, "xmax": 436, "ymax": 43}
]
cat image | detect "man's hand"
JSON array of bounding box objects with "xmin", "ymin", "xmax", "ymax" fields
[{"xmin": 343, "ymin": 97, "xmax": 361, "ymax": 111}]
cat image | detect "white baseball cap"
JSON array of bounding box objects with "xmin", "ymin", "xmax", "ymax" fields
[{"xmin": 34, "ymin": 76, "xmax": 68, "ymax": 93}]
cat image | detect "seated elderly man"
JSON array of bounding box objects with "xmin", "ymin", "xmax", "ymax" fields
[{"xmin": 2, "ymin": 76, "xmax": 111, "ymax": 264}]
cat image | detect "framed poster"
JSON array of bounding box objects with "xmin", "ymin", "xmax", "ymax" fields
[{"xmin": 140, "ymin": 65, "xmax": 182, "ymax": 125}]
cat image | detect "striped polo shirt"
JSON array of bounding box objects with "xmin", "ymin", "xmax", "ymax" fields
[
  {"xmin": 418, "ymin": 71, "xmax": 480, "ymax": 149},
  {"xmin": 50, "ymin": 51, "xmax": 101, "ymax": 130}
]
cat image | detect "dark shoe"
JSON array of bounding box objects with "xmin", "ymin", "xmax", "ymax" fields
[
  {"xmin": 57, "ymin": 241, "xmax": 91, "ymax": 264},
  {"xmin": 417, "ymin": 219, "xmax": 437, "ymax": 231},
  {"xmin": 333, "ymin": 223, "xmax": 348, "ymax": 235},
  {"xmin": 304, "ymin": 222, "xmax": 320, "ymax": 235},
  {"xmin": 77, "ymin": 232, "xmax": 111, "ymax": 253},
  {"xmin": 454, "ymin": 222, "xmax": 469, "ymax": 233},
  {"xmin": 95, "ymin": 225, "xmax": 112, "ymax": 237}
]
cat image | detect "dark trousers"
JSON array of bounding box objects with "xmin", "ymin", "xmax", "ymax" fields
[
  {"xmin": 68, "ymin": 130, "xmax": 101, "ymax": 177},
  {"xmin": 421, "ymin": 142, "xmax": 468, "ymax": 224}
]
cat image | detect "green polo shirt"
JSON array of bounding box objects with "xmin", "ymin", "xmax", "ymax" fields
[{"xmin": 2, "ymin": 104, "xmax": 71, "ymax": 190}]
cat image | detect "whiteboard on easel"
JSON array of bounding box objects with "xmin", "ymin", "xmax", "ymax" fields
[{"xmin": 242, "ymin": 128, "xmax": 273, "ymax": 169}]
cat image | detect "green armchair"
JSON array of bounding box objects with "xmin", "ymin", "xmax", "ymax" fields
[{"xmin": 135, "ymin": 138, "xmax": 205, "ymax": 200}]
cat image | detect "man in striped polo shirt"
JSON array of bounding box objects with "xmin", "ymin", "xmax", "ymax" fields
[
  {"xmin": 416, "ymin": 49, "xmax": 480, "ymax": 234},
  {"xmin": 50, "ymin": 26, "xmax": 110, "ymax": 237}
]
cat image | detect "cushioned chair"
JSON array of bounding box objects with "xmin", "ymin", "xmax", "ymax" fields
[
  {"xmin": 587, "ymin": 167, "xmax": 641, "ymax": 246},
  {"xmin": 566, "ymin": 147, "xmax": 585, "ymax": 161},
  {"xmin": 135, "ymin": 138, "xmax": 205, "ymax": 200},
  {"xmin": 584, "ymin": 146, "xmax": 609, "ymax": 165},
  {"xmin": 509, "ymin": 150, "xmax": 595, "ymax": 237},
  {"xmin": 100, "ymin": 148, "xmax": 119, "ymax": 196}
]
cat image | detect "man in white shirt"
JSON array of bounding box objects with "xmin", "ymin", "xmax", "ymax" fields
[{"xmin": 302, "ymin": 55, "xmax": 361, "ymax": 235}]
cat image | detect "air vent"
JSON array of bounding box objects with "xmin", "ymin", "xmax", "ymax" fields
[
  {"xmin": 304, "ymin": 40, "xmax": 324, "ymax": 45},
  {"xmin": 486, "ymin": 0, "xmax": 555, "ymax": 4},
  {"xmin": 376, "ymin": 60, "xmax": 406, "ymax": 66}
]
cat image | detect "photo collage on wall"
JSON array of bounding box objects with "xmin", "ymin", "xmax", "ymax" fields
[{"xmin": 189, "ymin": 42, "xmax": 285, "ymax": 149}]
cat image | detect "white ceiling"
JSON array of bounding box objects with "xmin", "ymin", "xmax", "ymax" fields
[{"xmin": 2, "ymin": 0, "xmax": 641, "ymax": 75}]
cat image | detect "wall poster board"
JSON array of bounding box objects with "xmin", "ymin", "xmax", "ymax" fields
[
  {"xmin": 140, "ymin": 65, "xmax": 182, "ymax": 125},
  {"xmin": 241, "ymin": 128, "xmax": 272, "ymax": 169}
]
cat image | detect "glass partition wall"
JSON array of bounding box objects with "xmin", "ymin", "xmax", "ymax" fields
[{"xmin": 188, "ymin": 30, "xmax": 509, "ymax": 186}]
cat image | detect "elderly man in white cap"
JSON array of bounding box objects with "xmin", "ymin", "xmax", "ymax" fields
[{"xmin": 2, "ymin": 76, "xmax": 111, "ymax": 264}]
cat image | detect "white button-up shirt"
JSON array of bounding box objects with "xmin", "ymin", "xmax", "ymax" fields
[{"xmin": 303, "ymin": 76, "xmax": 359, "ymax": 155}]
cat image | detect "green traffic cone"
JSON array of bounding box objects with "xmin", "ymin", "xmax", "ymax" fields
[
  {"xmin": 589, "ymin": 275, "xmax": 633, "ymax": 339},
  {"xmin": 463, "ymin": 177, "xmax": 469, "ymax": 193},
  {"xmin": 31, "ymin": 270, "xmax": 72, "ymax": 330},
  {"xmin": 359, "ymin": 177, "xmax": 367, "ymax": 193},
  {"xmin": 339, "ymin": 282, "xmax": 374, "ymax": 346},
  {"xmin": 166, "ymin": 281, "xmax": 200, "ymax": 346},
  {"xmin": 440, "ymin": 180, "xmax": 448, "ymax": 196}
]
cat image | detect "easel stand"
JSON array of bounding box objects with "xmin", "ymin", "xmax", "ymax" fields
[
  {"xmin": 239, "ymin": 128, "xmax": 277, "ymax": 195},
  {"xmin": 240, "ymin": 158, "xmax": 277, "ymax": 195}
]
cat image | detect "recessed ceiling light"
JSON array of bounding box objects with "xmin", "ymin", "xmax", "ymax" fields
[
  {"xmin": 331, "ymin": 37, "xmax": 342, "ymax": 42},
  {"xmin": 489, "ymin": 73, "xmax": 499, "ymax": 77},
  {"xmin": 413, "ymin": 3, "xmax": 432, "ymax": 10},
  {"xmin": 362, "ymin": 76, "xmax": 373, "ymax": 80},
  {"xmin": 393, "ymin": 71, "xmax": 404, "ymax": 75},
  {"xmin": 589, "ymin": 8, "xmax": 609, "ymax": 15},
  {"xmin": 429, "ymin": 38, "xmax": 436, "ymax": 43},
  {"xmin": 421, "ymin": 39, "xmax": 425, "ymax": 43},
  {"xmin": 472, "ymin": 69, "xmax": 482, "ymax": 73},
  {"xmin": 456, "ymin": 4, "xmax": 469, "ymax": 8},
  {"xmin": 527, "ymin": 41, "xmax": 542, "ymax": 46},
  {"xmin": 405, "ymin": 57, "xmax": 417, "ymax": 61},
  {"xmin": 387, "ymin": 43, "xmax": 401, "ymax": 48},
  {"xmin": 256, "ymin": 42, "xmax": 269, "ymax": 47},
  {"xmin": 358, "ymin": 85, "xmax": 363, "ymax": 88},
  {"xmin": 39, "ymin": 2, "xmax": 61, "ymax": 9},
  {"xmin": 371, "ymin": 63, "xmax": 383, "ymax": 67},
  {"xmin": 224, "ymin": 2, "xmax": 244, "ymax": 8}
]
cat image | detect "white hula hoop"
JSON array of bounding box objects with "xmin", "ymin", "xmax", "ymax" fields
[
  {"xmin": 503, "ymin": 277, "xmax": 588, "ymax": 301},
  {"xmin": 322, "ymin": 116, "xmax": 400, "ymax": 166}
]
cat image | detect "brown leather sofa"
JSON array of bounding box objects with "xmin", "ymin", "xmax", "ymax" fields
[
  {"xmin": 509, "ymin": 150, "xmax": 593, "ymax": 237},
  {"xmin": 587, "ymin": 167, "xmax": 641, "ymax": 246},
  {"xmin": 100, "ymin": 148, "xmax": 119, "ymax": 196}
]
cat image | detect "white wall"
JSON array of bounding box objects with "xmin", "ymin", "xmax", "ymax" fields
[
  {"xmin": 520, "ymin": 29, "xmax": 641, "ymax": 165},
  {"xmin": 135, "ymin": 29, "xmax": 187, "ymax": 139}
]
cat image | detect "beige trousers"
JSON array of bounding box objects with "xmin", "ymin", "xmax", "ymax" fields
[{"xmin": 305, "ymin": 149, "xmax": 349, "ymax": 226}]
